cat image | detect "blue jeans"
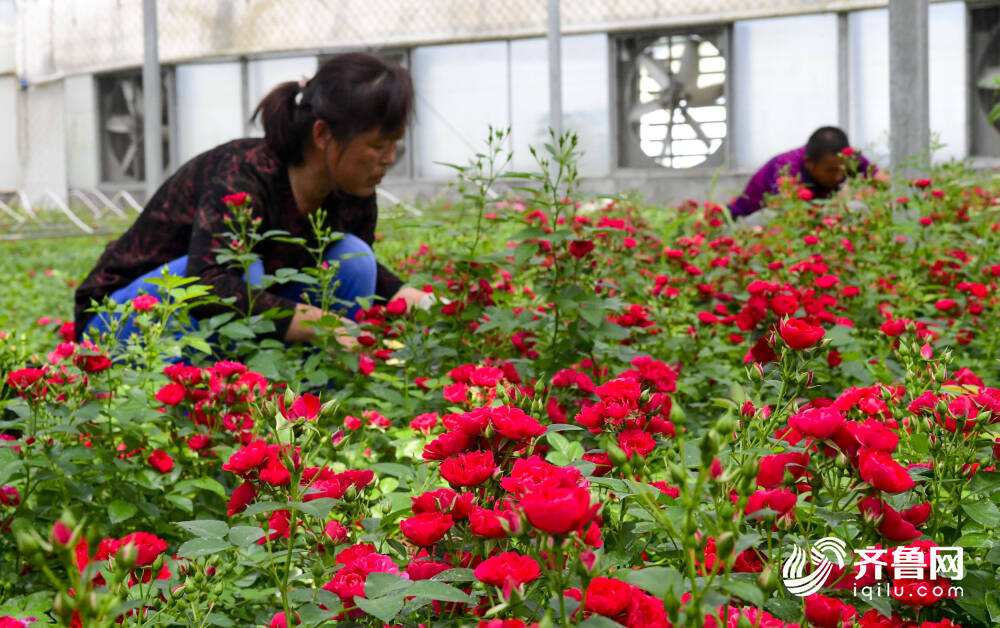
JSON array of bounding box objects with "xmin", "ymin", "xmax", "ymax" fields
[{"xmin": 82, "ymin": 233, "xmax": 377, "ymax": 344}]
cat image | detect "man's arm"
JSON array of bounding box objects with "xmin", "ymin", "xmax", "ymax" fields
[{"xmin": 728, "ymin": 161, "xmax": 776, "ymax": 218}]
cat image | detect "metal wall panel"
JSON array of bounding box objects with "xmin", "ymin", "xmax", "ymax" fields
[
  {"xmin": 731, "ymin": 13, "xmax": 840, "ymax": 170},
  {"xmin": 19, "ymin": 0, "xmax": 908, "ymax": 82},
  {"xmin": 20, "ymin": 82, "xmax": 67, "ymax": 200},
  {"xmin": 64, "ymin": 75, "xmax": 100, "ymax": 189},
  {"xmin": 175, "ymin": 62, "xmax": 243, "ymax": 165}
]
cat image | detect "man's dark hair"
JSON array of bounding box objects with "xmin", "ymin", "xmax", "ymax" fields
[{"xmin": 805, "ymin": 126, "xmax": 850, "ymax": 162}]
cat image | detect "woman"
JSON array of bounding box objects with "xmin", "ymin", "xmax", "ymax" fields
[{"xmin": 74, "ymin": 52, "xmax": 429, "ymax": 348}]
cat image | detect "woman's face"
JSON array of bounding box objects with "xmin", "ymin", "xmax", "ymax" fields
[{"xmin": 325, "ymin": 127, "xmax": 402, "ymax": 197}]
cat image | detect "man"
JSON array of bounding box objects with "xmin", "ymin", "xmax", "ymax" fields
[{"xmin": 728, "ymin": 126, "xmax": 888, "ymax": 218}]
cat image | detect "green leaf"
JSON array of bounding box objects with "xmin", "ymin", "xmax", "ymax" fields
[
  {"xmin": 364, "ymin": 572, "xmax": 413, "ymax": 598},
  {"xmin": 108, "ymin": 500, "xmax": 138, "ymax": 524},
  {"xmin": 623, "ymin": 567, "xmax": 682, "ymax": 599},
  {"xmin": 242, "ymin": 500, "xmax": 287, "ymax": 517},
  {"xmin": 370, "ymin": 463, "xmax": 415, "ymax": 480},
  {"xmin": 406, "ymin": 580, "xmax": 472, "ymax": 603},
  {"xmin": 228, "ymin": 526, "xmax": 266, "ymax": 546},
  {"xmin": 177, "ymin": 519, "xmax": 229, "ymax": 538},
  {"xmin": 578, "ymin": 616, "xmax": 625, "ymax": 627},
  {"xmin": 164, "ymin": 494, "xmax": 194, "ymax": 513},
  {"xmin": 547, "ymin": 431, "xmax": 571, "ymax": 455},
  {"xmin": 430, "ymin": 568, "xmax": 476, "ymax": 583},
  {"xmin": 963, "ymin": 502, "xmax": 1000, "ymax": 528},
  {"xmin": 174, "ymin": 477, "xmax": 228, "ymax": 499},
  {"xmin": 218, "ymin": 321, "xmax": 256, "ymax": 340},
  {"xmin": 720, "ymin": 579, "xmax": 764, "ymax": 607},
  {"xmin": 289, "ymin": 498, "xmax": 338, "ymax": 520},
  {"xmin": 353, "ymin": 595, "xmax": 404, "ymax": 623},
  {"xmin": 176, "ymin": 537, "xmax": 231, "ymax": 558}
]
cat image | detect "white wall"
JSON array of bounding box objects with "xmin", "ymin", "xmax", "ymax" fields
[
  {"xmin": 509, "ymin": 34, "xmax": 611, "ymax": 177},
  {"xmin": 64, "ymin": 75, "xmax": 99, "ymax": 189},
  {"xmin": 245, "ymin": 55, "xmax": 318, "ymax": 137},
  {"xmin": 0, "ymin": 76, "xmax": 18, "ymax": 190},
  {"xmin": 412, "ymin": 41, "xmax": 510, "ymax": 178},
  {"xmin": 175, "ymin": 62, "xmax": 243, "ymax": 165},
  {"xmin": 21, "ymin": 82, "xmax": 67, "ymax": 200},
  {"xmin": 928, "ymin": 2, "xmax": 967, "ymax": 162},
  {"xmin": 731, "ymin": 13, "xmax": 840, "ymax": 170},
  {"xmin": 850, "ymin": 2, "xmax": 967, "ymax": 165}
]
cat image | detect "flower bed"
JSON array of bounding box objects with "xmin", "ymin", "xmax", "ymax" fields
[{"xmin": 1, "ymin": 138, "xmax": 1000, "ymax": 627}]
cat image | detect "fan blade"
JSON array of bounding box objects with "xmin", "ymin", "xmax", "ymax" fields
[
  {"xmin": 120, "ymin": 81, "xmax": 136, "ymax": 115},
  {"xmin": 105, "ymin": 114, "xmax": 135, "ymax": 134},
  {"xmin": 680, "ymin": 105, "xmax": 712, "ymax": 147},
  {"xmin": 119, "ymin": 141, "xmax": 139, "ymax": 171},
  {"xmin": 978, "ymin": 67, "xmax": 1000, "ymax": 90},
  {"xmin": 628, "ymin": 100, "xmax": 667, "ymax": 124},
  {"xmin": 687, "ymin": 83, "xmax": 724, "ymax": 107},
  {"xmin": 638, "ymin": 52, "xmax": 672, "ymax": 89},
  {"xmin": 660, "ymin": 110, "xmax": 676, "ymax": 161},
  {"xmin": 677, "ymin": 39, "xmax": 700, "ymax": 90}
]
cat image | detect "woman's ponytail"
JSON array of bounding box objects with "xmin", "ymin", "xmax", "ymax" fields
[{"xmin": 252, "ymin": 80, "xmax": 314, "ymax": 165}]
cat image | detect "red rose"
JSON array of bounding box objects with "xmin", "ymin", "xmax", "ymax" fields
[
  {"xmin": 489, "ymin": 406, "xmax": 545, "ymax": 440},
  {"xmin": 756, "ymin": 452, "xmax": 810, "ymax": 488},
  {"xmin": 891, "ymin": 579, "xmax": 950, "ymax": 607},
  {"xmin": 880, "ymin": 319, "xmax": 907, "ymax": 336},
  {"xmin": 744, "ymin": 488, "xmax": 797, "ymax": 517},
  {"xmin": 584, "ymin": 577, "xmax": 632, "ymax": 617},
  {"xmin": 399, "ymin": 511, "xmax": 454, "ymax": 546},
  {"xmin": 411, "ymin": 488, "xmax": 475, "ymax": 520},
  {"xmin": 283, "ymin": 393, "xmax": 321, "ymax": 421},
  {"xmin": 439, "ymin": 450, "xmax": 496, "ymax": 487},
  {"xmin": 406, "ymin": 559, "xmax": 452, "ymax": 581},
  {"xmin": 901, "ymin": 502, "xmax": 931, "ymax": 526},
  {"xmin": 410, "ymin": 412, "xmax": 439, "ymax": 435},
  {"xmin": 222, "ymin": 192, "xmax": 249, "ymax": 206},
  {"xmin": 804, "ymin": 593, "xmax": 857, "ymax": 628},
  {"xmin": 73, "ymin": 342, "xmax": 112, "ymax": 373},
  {"xmin": 155, "ymin": 383, "xmax": 186, "ymax": 406},
  {"xmin": 132, "ymin": 294, "xmax": 159, "ymax": 311},
  {"xmin": 385, "ymin": 298, "xmax": 407, "ymax": 316},
  {"xmin": 788, "ymin": 407, "xmax": 844, "ymax": 440},
  {"xmin": 858, "ymin": 448, "xmax": 916, "ymax": 493},
  {"xmin": 617, "ymin": 429, "xmax": 656, "ymax": 459},
  {"xmin": 358, "ymin": 354, "xmax": 376, "ymax": 375},
  {"xmin": 569, "ymin": 240, "xmax": 595, "ymax": 259},
  {"xmin": 422, "ymin": 430, "xmax": 473, "ymax": 461},
  {"xmin": 115, "ymin": 531, "xmax": 168, "ymax": 566},
  {"xmin": 324, "ymin": 520, "xmax": 349, "ymax": 544},
  {"xmin": 779, "ymin": 318, "xmax": 825, "ymax": 350},
  {"xmin": 187, "ymin": 433, "xmax": 211, "ymax": 451},
  {"xmin": 858, "ymin": 495, "xmax": 920, "ymax": 541},
  {"xmin": 469, "ymin": 505, "xmax": 521, "ymax": 538},
  {"xmin": 519, "ymin": 485, "xmax": 595, "ymax": 535},
  {"xmin": 798, "ymin": 188, "xmax": 815, "ymax": 201},
  {"xmin": 6, "ymin": 367, "xmax": 47, "ymax": 396},
  {"xmin": 624, "ymin": 589, "xmax": 670, "ymax": 627},
  {"xmin": 852, "ymin": 419, "xmax": 899, "ymax": 452},
  {"xmin": 227, "ymin": 481, "xmax": 258, "ymax": 516},
  {"xmin": 259, "ymin": 456, "xmax": 291, "ymax": 486},
  {"xmin": 222, "ymin": 440, "xmax": 270, "ymax": 475},
  {"xmin": 473, "ymin": 552, "xmax": 540, "ymax": 598},
  {"xmin": 147, "ymin": 449, "xmax": 174, "ymax": 474}
]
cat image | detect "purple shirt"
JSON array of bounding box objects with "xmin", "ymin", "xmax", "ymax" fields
[{"xmin": 727, "ymin": 146, "xmax": 876, "ymax": 218}]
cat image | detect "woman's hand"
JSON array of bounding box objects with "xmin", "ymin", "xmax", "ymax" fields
[
  {"xmin": 392, "ymin": 286, "xmax": 432, "ymax": 312},
  {"xmin": 286, "ymin": 304, "xmax": 359, "ymax": 349}
]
